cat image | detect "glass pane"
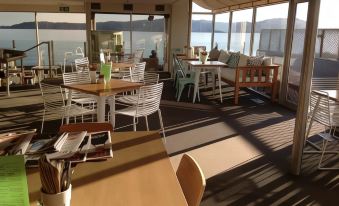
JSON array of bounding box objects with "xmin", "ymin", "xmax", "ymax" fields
[
  {"xmin": 252, "ymin": 3, "xmax": 289, "ymax": 97},
  {"xmin": 0, "ymin": 12, "xmax": 37, "ymax": 66},
  {"xmin": 131, "ymin": 15, "xmax": 165, "ymax": 68},
  {"xmin": 214, "ymin": 13, "xmax": 229, "ymax": 50},
  {"xmin": 230, "ymin": 9, "xmax": 253, "ymax": 55},
  {"xmin": 95, "ymin": 14, "xmax": 131, "ymax": 55},
  {"xmin": 192, "ymin": 2, "xmax": 211, "ymax": 13},
  {"xmin": 191, "ymin": 14, "xmax": 213, "ymax": 51},
  {"xmin": 287, "ymin": 2, "xmax": 308, "ymax": 104},
  {"xmin": 37, "ymin": 13, "xmax": 86, "ymax": 66},
  {"xmin": 312, "ymin": 0, "xmax": 339, "ymax": 79}
]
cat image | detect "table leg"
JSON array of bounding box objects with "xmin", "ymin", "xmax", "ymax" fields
[
  {"xmin": 66, "ymin": 89, "xmax": 73, "ymax": 124},
  {"xmin": 97, "ymin": 96, "xmax": 106, "ymax": 122},
  {"xmin": 217, "ymin": 67, "xmax": 223, "ymax": 103},
  {"xmin": 109, "ymin": 95, "xmax": 116, "ymax": 129},
  {"xmin": 211, "ymin": 70, "xmax": 216, "ymax": 97},
  {"xmin": 193, "ymin": 67, "xmax": 201, "ymax": 104}
]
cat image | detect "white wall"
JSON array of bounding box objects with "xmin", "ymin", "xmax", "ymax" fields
[{"xmin": 169, "ymin": 0, "xmax": 189, "ymax": 74}]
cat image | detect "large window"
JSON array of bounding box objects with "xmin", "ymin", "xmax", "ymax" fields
[
  {"xmin": 253, "ymin": 3, "xmax": 289, "ymax": 59},
  {"xmin": 131, "ymin": 15, "xmax": 165, "ymax": 64},
  {"xmin": 214, "ymin": 13, "xmax": 229, "ymax": 50},
  {"xmin": 36, "ymin": 13, "xmax": 86, "ymax": 66},
  {"xmin": 0, "ymin": 12, "xmax": 36, "ymax": 66},
  {"xmin": 95, "ymin": 14, "xmax": 131, "ymax": 55},
  {"xmin": 191, "ymin": 3, "xmax": 213, "ymax": 51},
  {"xmin": 230, "ymin": 9, "xmax": 253, "ymax": 55}
]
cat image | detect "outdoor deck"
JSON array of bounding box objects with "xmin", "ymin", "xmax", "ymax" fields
[{"xmin": 0, "ymin": 80, "xmax": 337, "ymax": 205}]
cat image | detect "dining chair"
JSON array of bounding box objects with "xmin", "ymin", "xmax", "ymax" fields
[
  {"xmin": 173, "ymin": 54, "xmax": 200, "ymax": 102},
  {"xmin": 143, "ymin": 72, "xmax": 159, "ymax": 85},
  {"xmin": 306, "ymin": 90, "xmax": 339, "ymax": 170},
  {"xmin": 122, "ymin": 62, "xmax": 146, "ymax": 83},
  {"xmin": 39, "ymin": 83, "xmax": 95, "ymax": 133},
  {"xmin": 62, "ymin": 71, "xmax": 96, "ymax": 106},
  {"xmin": 176, "ymin": 154, "xmax": 206, "ymax": 206},
  {"xmin": 74, "ymin": 57, "xmax": 90, "ymax": 72},
  {"xmin": 112, "ymin": 82, "xmax": 166, "ymax": 140}
]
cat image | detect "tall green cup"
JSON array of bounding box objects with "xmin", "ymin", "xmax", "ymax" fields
[{"xmin": 100, "ymin": 63, "xmax": 112, "ymax": 83}]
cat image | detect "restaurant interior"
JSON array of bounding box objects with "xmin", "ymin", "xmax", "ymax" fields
[{"xmin": 0, "ymin": 0, "xmax": 338, "ymax": 205}]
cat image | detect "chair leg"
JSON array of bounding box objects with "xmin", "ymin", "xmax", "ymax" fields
[
  {"xmin": 41, "ymin": 110, "xmax": 46, "ymax": 134},
  {"xmin": 177, "ymin": 84, "xmax": 184, "ymax": 102},
  {"xmin": 318, "ymin": 140, "xmax": 339, "ymax": 170},
  {"xmin": 188, "ymin": 85, "xmax": 191, "ymax": 98},
  {"xmin": 145, "ymin": 116, "xmax": 149, "ymax": 131},
  {"xmin": 133, "ymin": 117, "xmax": 137, "ymax": 131},
  {"xmin": 197, "ymin": 87, "xmax": 201, "ymax": 102},
  {"xmin": 158, "ymin": 109, "xmax": 166, "ymax": 142}
]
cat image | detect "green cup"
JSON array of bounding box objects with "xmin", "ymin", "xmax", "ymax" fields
[{"xmin": 100, "ymin": 63, "xmax": 112, "ymax": 83}]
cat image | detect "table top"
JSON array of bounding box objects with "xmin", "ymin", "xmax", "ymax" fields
[
  {"xmin": 32, "ymin": 65, "xmax": 61, "ymax": 70},
  {"xmin": 186, "ymin": 60, "xmax": 227, "ymax": 67},
  {"xmin": 111, "ymin": 62, "xmax": 135, "ymax": 68},
  {"xmin": 61, "ymin": 79, "xmax": 143, "ymax": 97},
  {"xmin": 27, "ymin": 131, "xmax": 188, "ymax": 206}
]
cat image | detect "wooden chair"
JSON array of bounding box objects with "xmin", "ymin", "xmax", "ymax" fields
[
  {"xmin": 176, "ymin": 154, "xmax": 206, "ymax": 206},
  {"xmin": 59, "ymin": 123, "xmax": 113, "ymax": 134}
]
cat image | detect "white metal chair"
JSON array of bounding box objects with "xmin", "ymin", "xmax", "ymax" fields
[
  {"xmin": 74, "ymin": 57, "xmax": 90, "ymax": 72},
  {"xmin": 132, "ymin": 49, "xmax": 144, "ymax": 63},
  {"xmin": 122, "ymin": 62, "xmax": 146, "ymax": 83},
  {"xmin": 39, "ymin": 83, "xmax": 95, "ymax": 133},
  {"xmin": 143, "ymin": 72, "xmax": 159, "ymax": 85},
  {"xmin": 306, "ymin": 90, "xmax": 339, "ymax": 170},
  {"xmin": 62, "ymin": 71, "xmax": 97, "ymax": 120},
  {"xmin": 112, "ymin": 82, "xmax": 165, "ymax": 140}
]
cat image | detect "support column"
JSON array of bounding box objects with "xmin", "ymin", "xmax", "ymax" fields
[{"xmin": 290, "ymin": 0, "xmax": 321, "ymax": 176}]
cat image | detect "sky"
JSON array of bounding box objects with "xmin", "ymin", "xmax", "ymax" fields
[{"xmin": 0, "ymin": 0, "xmax": 338, "ymax": 28}]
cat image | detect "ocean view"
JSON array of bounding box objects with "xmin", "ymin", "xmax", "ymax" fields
[{"xmin": 0, "ymin": 29, "xmax": 167, "ymax": 66}]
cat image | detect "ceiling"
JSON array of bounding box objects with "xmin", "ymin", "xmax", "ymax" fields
[{"xmin": 0, "ymin": 0, "xmax": 177, "ymax": 5}]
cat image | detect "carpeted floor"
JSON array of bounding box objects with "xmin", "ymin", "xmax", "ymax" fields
[{"xmin": 0, "ymin": 80, "xmax": 338, "ymax": 205}]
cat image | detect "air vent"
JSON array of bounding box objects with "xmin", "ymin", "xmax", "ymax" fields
[
  {"xmin": 155, "ymin": 4, "xmax": 165, "ymax": 11},
  {"xmin": 124, "ymin": 4, "xmax": 133, "ymax": 11},
  {"xmin": 91, "ymin": 3, "xmax": 101, "ymax": 10}
]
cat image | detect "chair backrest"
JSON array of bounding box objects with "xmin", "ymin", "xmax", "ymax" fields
[
  {"xmin": 143, "ymin": 72, "xmax": 159, "ymax": 85},
  {"xmin": 134, "ymin": 49, "xmax": 144, "ymax": 60},
  {"xmin": 131, "ymin": 62, "xmax": 146, "ymax": 82},
  {"xmin": 40, "ymin": 83, "xmax": 64, "ymax": 111},
  {"xmin": 59, "ymin": 123, "xmax": 113, "ymax": 134},
  {"xmin": 309, "ymin": 90, "xmax": 331, "ymax": 127},
  {"xmin": 62, "ymin": 71, "xmax": 91, "ymax": 99},
  {"xmin": 75, "ymin": 57, "xmax": 89, "ymax": 72},
  {"xmin": 173, "ymin": 55, "xmax": 186, "ymax": 78},
  {"xmin": 176, "ymin": 154, "xmax": 206, "ymax": 206},
  {"xmin": 75, "ymin": 47, "xmax": 85, "ymax": 58},
  {"xmin": 136, "ymin": 82, "xmax": 163, "ymax": 116}
]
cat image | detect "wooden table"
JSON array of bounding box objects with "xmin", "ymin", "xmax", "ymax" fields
[
  {"xmin": 27, "ymin": 131, "xmax": 188, "ymax": 206},
  {"xmin": 186, "ymin": 61, "xmax": 227, "ymax": 103},
  {"xmin": 61, "ymin": 79, "xmax": 142, "ymax": 126}
]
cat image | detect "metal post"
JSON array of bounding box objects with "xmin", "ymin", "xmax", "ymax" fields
[
  {"xmin": 84, "ymin": 42, "xmax": 87, "ymax": 57},
  {"xmin": 35, "ymin": 12, "xmax": 41, "ymax": 66},
  {"xmin": 47, "ymin": 41, "xmax": 52, "ymax": 78},
  {"xmin": 227, "ymin": 12, "xmax": 233, "ymax": 51},
  {"xmin": 211, "ymin": 14, "xmax": 215, "ymax": 49},
  {"xmin": 250, "ymin": 7, "xmax": 257, "ymax": 56},
  {"xmin": 51, "ymin": 40, "xmax": 54, "ymax": 65}
]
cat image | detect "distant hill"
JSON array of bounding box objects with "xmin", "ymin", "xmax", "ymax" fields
[
  {"xmin": 0, "ymin": 18, "xmax": 305, "ymax": 33},
  {"xmin": 0, "ymin": 19, "xmax": 164, "ymax": 32}
]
